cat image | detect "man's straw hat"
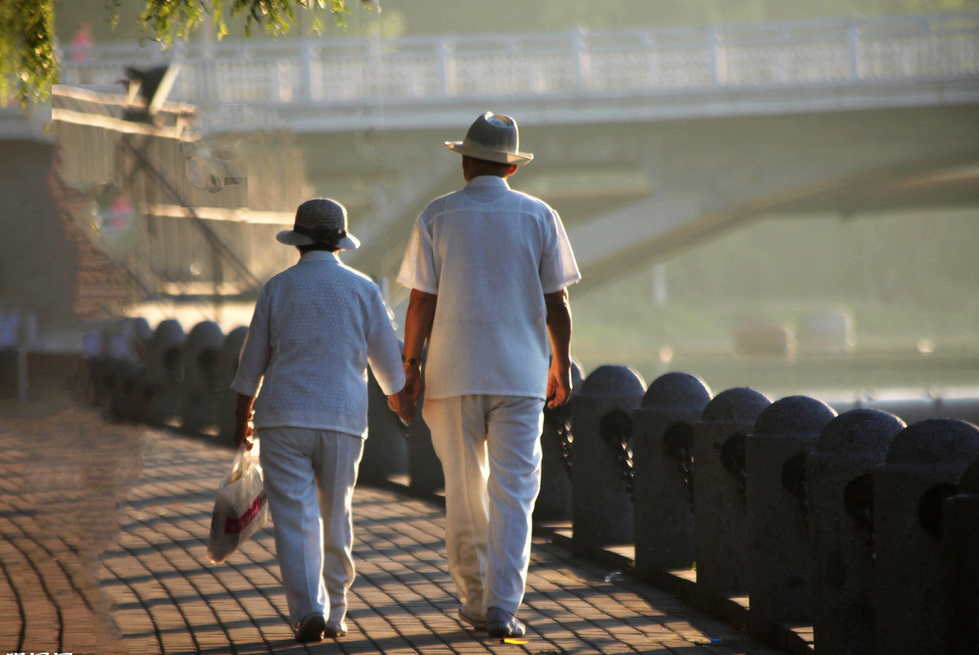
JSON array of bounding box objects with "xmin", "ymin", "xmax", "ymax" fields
[{"xmin": 445, "ymin": 112, "xmax": 533, "ymax": 165}]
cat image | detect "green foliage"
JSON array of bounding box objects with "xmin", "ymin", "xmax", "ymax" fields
[
  {"xmin": 1, "ymin": 0, "xmax": 350, "ymax": 108},
  {"xmin": 138, "ymin": 0, "xmax": 350, "ymax": 43},
  {"xmin": 0, "ymin": 0, "xmax": 57, "ymax": 109}
]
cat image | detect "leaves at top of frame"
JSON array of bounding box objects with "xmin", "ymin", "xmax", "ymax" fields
[{"xmin": 0, "ymin": 0, "xmax": 57, "ymax": 109}]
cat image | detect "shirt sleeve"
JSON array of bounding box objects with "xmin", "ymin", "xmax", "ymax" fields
[
  {"xmin": 366, "ymin": 288, "xmax": 406, "ymax": 396},
  {"xmin": 230, "ymin": 285, "xmax": 271, "ymax": 397},
  {"xmin": 397, "ymin": 210, "xmax": 439, "ymax": 294},
  {"xmin": 539, "ymin": 207, "xmax": 582, "ymax": 294}
]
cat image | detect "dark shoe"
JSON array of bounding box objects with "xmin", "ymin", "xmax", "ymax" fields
[
  {"xmin": 324, "ymin": 620, "xmax": 347, "ymax": 638},
  {"xmin": 295, "ymin": 614, "xmax": 326, "ymax": 643},
  {"xmin": 486, "ymin": 606, "xmax": 526, "ymax": 638},
  {"xmin": 458, "ymin": 605, "xmax": 487, "ymax": 631}
]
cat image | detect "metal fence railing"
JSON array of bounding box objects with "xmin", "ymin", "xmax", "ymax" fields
[{"xmin": 57, "ymin": 14, "xmax": 979, "ymax": 114}]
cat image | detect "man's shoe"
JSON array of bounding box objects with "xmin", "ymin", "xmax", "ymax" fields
[
  {"xmin": 295, "ymin": 614, "xmax": 326, "ymax": 643},
  {"xmin": 486, "ymin": 606, "xmax": 526, "ymax": 638},
  {"xmin": 458, "ymin": 605, "xmax": 487, "ymax": 631},
  {"xmin": 324, "ymin": 620, "xmax": 347, "ymax": 638}
]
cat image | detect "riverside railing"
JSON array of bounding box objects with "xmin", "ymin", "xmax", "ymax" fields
[
  {"xmin": 57, "ymin": 13, "xmax": 979, "ymax": 113},
  {"xmin": 73, "ymin": 309, "xmax": 979, "ymax": 655}
]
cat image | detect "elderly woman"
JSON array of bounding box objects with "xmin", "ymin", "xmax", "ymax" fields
[{"xmin": 231, "ymin": 198, "xmax": 411, "ymax": 643}]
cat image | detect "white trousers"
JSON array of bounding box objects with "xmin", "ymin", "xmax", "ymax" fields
[
  {"xmin": 258, "ymin": 427, "xmax": 364, "ymax": 626},
  {"xmin": 423, "ymin": 395, "xmax": 544, "ymax": 616}
]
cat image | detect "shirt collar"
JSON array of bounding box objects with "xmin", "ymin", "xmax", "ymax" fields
[
  {"xmin": 299, "ymin": 250, "xmax": 341, "ymax": 264},
  {"xmin": 466, "ymin": 175, "xmax": 511, "ymax": 190}
]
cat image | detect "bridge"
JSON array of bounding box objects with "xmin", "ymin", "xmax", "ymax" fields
[{"xmin": 56, "ymin": 13, "xmax": 979, "ymax": 294}]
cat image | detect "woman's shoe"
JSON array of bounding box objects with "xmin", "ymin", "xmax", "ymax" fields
[
  {"xmin": 295, "ymin": 614, "xmax": 326, "ymax": 643},
  {"xmin": 324, "ymin": 620, "xmax": 347, "ymax": 638}
]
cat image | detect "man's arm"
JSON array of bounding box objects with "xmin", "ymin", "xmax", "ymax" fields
[
  {"xmin": 544, "ymin": 287, "xmax": 573, "ymax": 409},
  {"xmin": 402, "ymin": 288, "xmax": 438, "ymax": 404}
]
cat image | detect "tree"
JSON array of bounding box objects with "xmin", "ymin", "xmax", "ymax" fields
[{"xmin": 1, "ymin": 0, "xmax": 351, "ymax": 109}]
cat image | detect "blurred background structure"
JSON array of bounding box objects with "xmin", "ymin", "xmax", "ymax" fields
[{"xmin": 1, "ymin": 0, "xmax": 978, "ymax": 401}]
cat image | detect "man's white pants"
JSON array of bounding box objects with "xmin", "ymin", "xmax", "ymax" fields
[
  {"xmin": 423, "ymin": 395, "xmax": 544, "ymax": 616},
  {"xmin": 258, "ymin": 427, "xmax": 364, "ymax": 626}
]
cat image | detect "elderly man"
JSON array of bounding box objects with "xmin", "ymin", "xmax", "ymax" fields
[{"xmin": 398, "ymin": 112, "xmax": 581, "ymax": 638}]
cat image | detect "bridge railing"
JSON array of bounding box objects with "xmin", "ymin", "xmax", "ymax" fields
[{"xmin": 57, "ymin": 13, "xmax": 978, "ymax": 110}]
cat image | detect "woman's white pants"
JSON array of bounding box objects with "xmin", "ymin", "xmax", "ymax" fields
[{"xmin": 258, "ymin": 427, "xmax": 364, "ymax": 626}]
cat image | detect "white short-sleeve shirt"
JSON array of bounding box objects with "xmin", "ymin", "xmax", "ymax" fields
[
  {"xmin": 232, "ymin": 251, "xmax": 405, "ymax": 438},
  {"xmin": 397, "ymin": 175, "xmax": 581, "ymax": 400}
]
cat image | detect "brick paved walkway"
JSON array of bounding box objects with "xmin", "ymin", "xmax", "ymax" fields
[{"xmin": 0, "ymin": 407, "xmax": 786, "ymax": 655}]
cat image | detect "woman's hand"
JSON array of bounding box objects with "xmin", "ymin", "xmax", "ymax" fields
[{"xmin": 388, "ymin": 388, "xmax": 415, "ymax": 422}]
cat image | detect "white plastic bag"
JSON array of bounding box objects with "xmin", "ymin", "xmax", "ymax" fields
[{"xmin": 207, "ymin": 442, "xmax": 269, "ymax": 564}]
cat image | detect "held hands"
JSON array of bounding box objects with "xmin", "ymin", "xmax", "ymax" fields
[
  {"xmin": 388, "ymin": 388, "xmax": 416, "ymax": 423},
  {"xmin": 388, "ymin": 363, "xmax": 425, "ymax": 422}
]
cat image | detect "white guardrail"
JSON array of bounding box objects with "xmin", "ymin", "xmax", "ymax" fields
[{"xmin": 57, "ymin": 14, "xmax": 979, "ymax": 111}]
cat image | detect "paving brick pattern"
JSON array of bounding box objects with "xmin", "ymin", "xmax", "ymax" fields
[{"xmin": 1, "ymin": 408, "xmax": 786, "ymax": 655}]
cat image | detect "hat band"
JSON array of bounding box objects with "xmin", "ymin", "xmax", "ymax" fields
[{"xmin": 295, "ymin": 224, "xmax": 347, "ymax": 245}]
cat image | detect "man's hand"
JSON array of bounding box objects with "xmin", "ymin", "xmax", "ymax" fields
[
  {"xmin": 544, "ymin": 287, "xmax": 573, "ymax": 409},
  {"xmin": 546, "ymin": 360, "xmax": 572, "ymax": 408},
  {"xmin": 387, "ymin": 388, "xmax": 416, "ymax": 422}
]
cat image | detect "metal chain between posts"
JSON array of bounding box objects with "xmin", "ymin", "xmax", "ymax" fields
[
  {"xmin": 720, "ymin": 433, "xmax": 748, "ymax": 514},
  {"xmin": 543, "ymin": 401, "xmax": 574, "ymax": 476},
  {"xmin": 600, "ymin": 410, "xmax": 634, "ymax": 500},
  {"xmin": 662, "ymin": 422, "xmax": 695, "ymax": 505},
  {"xmin": 844, "ymin": 472, "xmax": 875, "ymax": 555},
  {"xmin": 781, "ymin": 451, "xmax": 810, "ymax": 528}
]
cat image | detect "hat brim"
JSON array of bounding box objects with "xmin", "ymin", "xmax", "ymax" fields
[
  {"xmin": 445, "ymin": 142, "xmax": 533, "ymax": 165},
  {"xmin": 276, "ymin": 229, "xmax": 361, "ymax": 250}
]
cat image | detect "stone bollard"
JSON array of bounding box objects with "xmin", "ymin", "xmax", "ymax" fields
[
  {"xmin": 90, "ymin": 320, "xmax": 138, "ymax": 417},
  {"xmin": 361, "ymin": 367, "xmax": 408, "ymax": 486},
  {"xmin": 632, "ymin": 371, "xmax": 712, "ymax": 579},
  {"xmin": 693, "ymin": 387, "xmax": 772, "ymax": 615},
  {"xmin": 746, "ymin": 395, "xmax": 837, "ymax": 642},
  {"xmin": 216, "ymin": 326, "xmax": 248, "ymax": 444},
  {"xmin": 806, "ymin": 409, "xmax": 905, "ymax": 655},
  {"xmin": 570, "ymin": 364, "xmax": 646, "ymax": 558},
  {"xmin": 144, "ymin": 319, "xmax": 186, "ymax": 426},
  {"xmin": 943, "ymin": 457, "xmax": 979, "ymax": 654},
  {"xmin": 534, "ymin": 361, "xmax": 584, "ymax": 524},
  {"xmin": 180, "ymin": 320, "xmax": 224, "ymax": 433},
  {"xmin": 0, "ymin": 309, "xmax": 20, "ymax": 398},
  {"xmin": 874, "ymin": 419, "xmax": 979, "ymax": 655},
  {"xmin": 106, "ymin": 359, "xmax": 149, "ymax": 424}
]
